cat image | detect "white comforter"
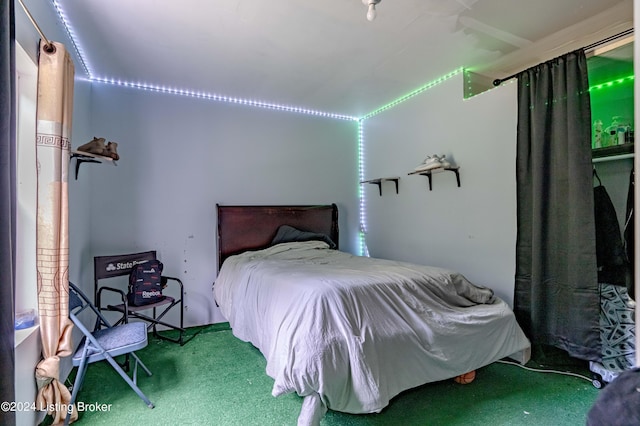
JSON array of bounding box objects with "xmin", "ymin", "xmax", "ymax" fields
[{"xmin": 214, "ymin": 241, "xmax": 530, "ymax": 419}]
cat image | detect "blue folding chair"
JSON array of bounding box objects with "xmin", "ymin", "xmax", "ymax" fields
[{"xmin": 65, "ymin": 283, "xmax": 154, "ymax": 425}]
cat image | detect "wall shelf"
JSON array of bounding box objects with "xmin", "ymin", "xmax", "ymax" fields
[
  {"xmin": 361, "ymin": 177, "xmax": 400, "ymax": 196},
  {"xmin": 408, "ymin": 167, "xmax": 461, "ymax": 191},
  {"xmin": 70, "ymin": 150, "xmax": 117, "ymax": 180}
]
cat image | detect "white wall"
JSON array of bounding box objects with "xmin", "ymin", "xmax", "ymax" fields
[
  {"xmin": 362, "ymin": 74, "xmax": 519, "ymax": 305},
  {"xmin": 65, "ymin": 77, "xmax": 94, "ymax": 381},
  {"xmin": 84, "ymin": 84, "xmax": 360, "ymax": 326}
]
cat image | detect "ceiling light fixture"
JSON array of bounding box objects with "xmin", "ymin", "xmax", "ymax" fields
[{"xmin": 362, "ymin": 0, "xmax": 382, "ymax": 21}]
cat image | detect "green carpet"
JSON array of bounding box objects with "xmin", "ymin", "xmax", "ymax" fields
[{"xmin": 64, "ymin": 324, "xmax": 599, "ymax": 425}]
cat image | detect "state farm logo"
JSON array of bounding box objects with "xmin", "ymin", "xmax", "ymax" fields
[{"xmin": 105, "ymin": 260, "xmax": 147, "ymax": 272}]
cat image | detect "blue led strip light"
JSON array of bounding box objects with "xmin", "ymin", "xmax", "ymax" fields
[
  {"xmin": 357, "ymin": 119, "xmax": 369, "ymax": 256},
  {"xmin": 91, "ymin": 78, "xmax": 358, "ymax": 120},
  {"xmin": 51, "ymin": 0, "xmax": 91, "ymax": 77},
  {"xmin": 51, "ymin": 1, "xmax": 357, "ymax": 120}
]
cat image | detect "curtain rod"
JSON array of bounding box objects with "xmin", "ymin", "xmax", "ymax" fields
[
  {"xmin": 592, "ymin": 152, "xmax": 635, "ymax": 163},
  {"xmin": 492, "ymin": 29, "xmax": 634, "ymax": 87},
  {"xmin": 17, "ymin": 0, "xmax": 55, "ymax": 52}
]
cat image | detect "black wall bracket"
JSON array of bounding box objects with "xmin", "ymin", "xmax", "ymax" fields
[
  {"xmin": 408, "ymin": 167, "xmax": 460, "ymax": 191},
  {"xmin": 70, "ymin": 151, "xmax": 116, "ymax": 180},
  {"xmin": 360, "ymin": 177, "xmax": 400, "ymax": 196}
]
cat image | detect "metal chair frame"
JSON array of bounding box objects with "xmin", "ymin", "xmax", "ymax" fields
[
  {"xmin": 94, "ymin": 250, "xmax": 185, "ymax": 345},
  {"xmin": 65, "ymin": 282, "xmax": 154, "ymax": 425}
]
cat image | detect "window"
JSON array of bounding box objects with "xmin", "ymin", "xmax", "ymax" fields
[{"xmin": 15, "ymin": 41, "xmax": 38, "ymax": 336}]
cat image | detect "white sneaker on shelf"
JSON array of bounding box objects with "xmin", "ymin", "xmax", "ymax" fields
[
  {"xmin": 438, "ymin": 155, "xmax": 451, "ymax": 168},
  {"xmin": 414, "ymin": 155, "xmax": 443, "ymax": 172}
]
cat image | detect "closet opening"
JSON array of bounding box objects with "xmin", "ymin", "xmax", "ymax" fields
[{"xmin": 587, "ymin": 36, "xmax": 636, "ymax": 385}]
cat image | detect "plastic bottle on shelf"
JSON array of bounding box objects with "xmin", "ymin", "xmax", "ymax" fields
[
  {"xmin": 604, "ymin": 117, "xmax": 620, "ymax": 147},
  {"xmin": 603, "ymin": 126, "xmax": 614, "ymax": 147},
  {"xmin": 617, "ymin": 122, "xmax": 628, "ymax": 145},
  {"xmin": 593, "ymin": 120, "xmax": 603, "ymax": 148}
]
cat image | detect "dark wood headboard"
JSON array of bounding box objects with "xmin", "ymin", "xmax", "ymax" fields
[{"xmin": 216, "ymin": 204, "xmax": 339, "ymax": 269}]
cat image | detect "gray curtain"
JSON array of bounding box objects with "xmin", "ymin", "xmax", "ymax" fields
[
  {"xmin": 514, "ymin": 49, "xmax": 601, "ymax": 361},
  {"xmin": 0, "ymin": 0, "xmax": 16, "ymax": 424}
]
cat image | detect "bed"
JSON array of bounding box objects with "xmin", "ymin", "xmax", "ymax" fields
[{"xmin": 213, "ymin": 204, "xmax": 531, "ymax": 425}]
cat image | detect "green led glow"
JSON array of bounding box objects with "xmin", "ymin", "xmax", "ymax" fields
[
  {"xmin": 361, "ymin": 68, "xmax": 464, "ymax": 120},
  {"xmin": 589, "ymin": 75, "xmax": 634, "ymax": 91},
  {"xmin": 465, "ymin": 69, "xmax": 473, "ymax": 99}
]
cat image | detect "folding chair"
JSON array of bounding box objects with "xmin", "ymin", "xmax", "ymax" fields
[
  {"xmin": 65, "ymin": 282, "xmax": 154, "ymax": 425},
  {"xmin": 94, "ymin": 250, "xmax": 185, "ymax": 345}
]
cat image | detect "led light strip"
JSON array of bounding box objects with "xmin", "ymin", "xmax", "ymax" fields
[
  {"xmin": 361, "ymin": 68, "xmax": 464, "ymax": 120},
  {"xmin": 53, "ymin": 0, "xmax": 466, "ymax": 257},
  {"xmin": 91, "ymin": 78, "xmax": 358, "ymax": 120},
  {"xmin": 465, "ymin": 68, "xmax": 474, "ymax": 99},
  {"xmin": 589, "ymin": 75, "xmax": 634, "ymax": 91},
  {"xmin": 461, "ymin": 68, "xmax": 515, "ymax": 99},
  {"xmin": 51, "ymin": 0, "xmax": 91, "ymax": 77},
  {"xmin": 51, "ymin": 1, "xmax": 357, "ymax": 120},
  {"xmin": 357, "ymin": 119, "xmax": 370, "ymax": 256}
]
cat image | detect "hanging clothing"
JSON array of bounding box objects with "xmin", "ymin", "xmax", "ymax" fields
[
  {"xmin": 624, "ymin": 168, "xmax": 634, "ymax": 299},
  {"xmin": 591, "ymin": 283, "xmax": 636, "ymax": 380},
  {"xmin": 593, "ymin": 183, "xmax": 629, "ymax": 286},
  {"xmin": 588, "ymin": 172, "xmax": 636, "ymax": 387}
]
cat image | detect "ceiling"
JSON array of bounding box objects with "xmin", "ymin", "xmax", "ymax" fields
[{"xmin": 56, "ymin": 0, "xmax": 633, "ymax": 117}]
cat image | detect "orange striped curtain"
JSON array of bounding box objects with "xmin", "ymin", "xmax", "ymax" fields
[{"xmin": 34, "ymin": 39, "xmax": 76, "ymax": 425}]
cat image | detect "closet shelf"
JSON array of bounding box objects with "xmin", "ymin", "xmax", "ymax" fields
[
  {"xmin": 592, "ymin": 143, "xmax": 634, "ymax": 163},
  {"xmin": 70, "ymin": 150, "xmax": 117, "ymax": 180},
  {"xmin": 408, "ymin": 167, "xmax": 461, "ymax": 191},
  {"xmin": 360, "ymin": 177, "xmax": 400, "ymax": 196}
]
